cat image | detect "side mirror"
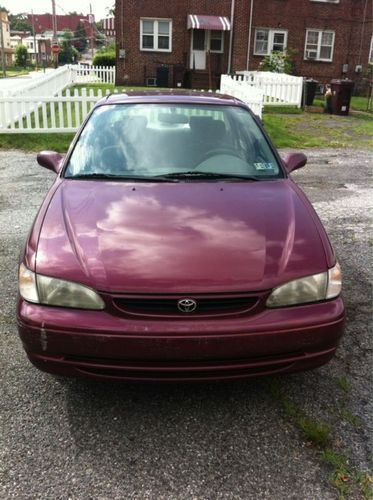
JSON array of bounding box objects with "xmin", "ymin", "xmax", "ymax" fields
[
  {"xmin": 37, "ymin": 151, "xmax": 65, "ymax": 174},
  {"xmin": 281, "ymin": 152, "xmax": 307, "ymax": 174}
]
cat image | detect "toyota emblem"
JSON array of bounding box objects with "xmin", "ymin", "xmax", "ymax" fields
[{"xmin": 177, "ymin": 298, "xmax": 197, "ymax": 313}]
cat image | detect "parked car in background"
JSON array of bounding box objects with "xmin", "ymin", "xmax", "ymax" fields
[{"xmin": 17, "ymin": 92, "xmax": 344, "ymax": 381}]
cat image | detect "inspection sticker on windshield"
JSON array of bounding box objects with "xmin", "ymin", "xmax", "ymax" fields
[{"xmin": 254, "ymin": 162, "xmax": 275, "ymax": 171}]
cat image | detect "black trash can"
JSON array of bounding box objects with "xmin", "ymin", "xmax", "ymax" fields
[
  {"xmin": 330, "ymin": 79, "xmax": 354, "ymax": 116},
  {"xmin": 156, "ymin": 65, "xmax": 169, "ymax": 88},
  {"xmin": 173, "ymin": 64, "xmax": 185, "ymax": 88},
  {"xmin": 303, "ymin": 79, "xmax": 318, "ymax": 106}
]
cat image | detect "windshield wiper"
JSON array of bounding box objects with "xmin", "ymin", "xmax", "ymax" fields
[
  {"xmin": 157, "ymin": 171, "xmax": 260, "ymax": 181},
  {"xmin": 66, "ymin": 173, "xmax": 179, "ymax": 182}
]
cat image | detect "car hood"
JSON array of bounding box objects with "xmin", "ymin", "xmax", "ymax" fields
[{"xmin": 35, "ymin": 180, "xmax": 327, "ymax": 293}]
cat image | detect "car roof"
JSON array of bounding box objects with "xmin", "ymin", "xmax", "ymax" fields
[{"xmin": 95, "ymin": 90, "xmax": 246, "ymax": 108}]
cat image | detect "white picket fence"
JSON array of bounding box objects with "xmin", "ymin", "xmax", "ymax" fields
[
  {"xmin": 0, "ymin": 88, "xmax": 230, "ymax": 133},
  {"xmin": 0, "ymin": 64, "xmax": 115, "ymax": 99},
  {"xmin": 0, "ymin": 68, "xmax": 303, "ymax": 133},
  {"xmin": 220, "ymin": 74, "xmax": 264, "ymax": 118},
  {"xmin": 235, "ymin": 71, "xmax": 303, "ymax": 107},
  {"xmin": 70, "ymin": 64, "xmax": 115, "ymax": 85},
  {"xmin": 0, "ymin": 88, "xmax": 110, "ymax": 133},
  {"xmin": 0, "ymin": 65, "xmax": 116, "ymax": 132},
  {"xmin": 0, "ymin": 66, "xmax": 73, "ymax": 100}
]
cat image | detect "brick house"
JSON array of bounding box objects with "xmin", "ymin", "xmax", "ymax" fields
[
  {"xmin": 115, "ymin": 0, "xmax": 373, "ymax": 89},
  {"xmin": 27, "ymin": 14, "xmax": 91, "ymax": 37}
]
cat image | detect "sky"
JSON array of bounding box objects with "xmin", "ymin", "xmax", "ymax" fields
[{"xmin": 2, "ymin": 0, "xmax": 113, "ymax": 20}]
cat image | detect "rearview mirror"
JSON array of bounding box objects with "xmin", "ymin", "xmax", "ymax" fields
[
  {"xmin": 281, "ymin": 152, "xmax": 307, "ymax": 174},
  {"xmin": 158, "ymin": 113, "xmax": 189, "ymax": 124},
  {"xmin": 37, "ymin": 151, "xmax": 65, "ymax": 174}
]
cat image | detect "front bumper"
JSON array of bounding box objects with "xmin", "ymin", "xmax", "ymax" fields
[{"xmin": 17, "ymin": 298, "xmax": 345, "ymax": 381}]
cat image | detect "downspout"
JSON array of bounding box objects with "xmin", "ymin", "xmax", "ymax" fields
[
  {"xmin": 121, "ymin": 0, "xmax": 124, "ymax": 49},
  {"xmin": 246, "ymin": 0, "xmax": 254, "ymax": 70},
  {"xmin": 357, "ymin": 0, "xmax": 369, "ymax": 65},
  {"xmin": 227, "ymin": 0, "xmax": 235, "ymax": 74},
  {"xmin": 117, "ymin": 0, "xmax": 124, "ymax": 85}
]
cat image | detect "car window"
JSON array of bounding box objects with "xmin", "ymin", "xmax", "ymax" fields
[{"xmin": 64, "ymin": 103, "xmax": 282, "ymax": 179}]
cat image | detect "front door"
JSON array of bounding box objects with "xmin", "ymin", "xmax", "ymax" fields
[{"xmin": 190, "ymin": 29, "xmax": 206, "ymax": 70}]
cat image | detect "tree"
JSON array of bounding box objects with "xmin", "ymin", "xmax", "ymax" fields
[
  {"xmin": 95, "ymin": 30, "xmax": 105, "ymax": 48},
  {"xmin": 15, "ymin": 44, "xmax": 28, "ymax": 67},
  {"xmin": 9, "ymin": 13, "xmax": 32, "ymax": 32},
  {"xmin": 73, "ymin": 21, "xmax": 88, "ymax": 53},
  {"xmin": 58, "ymin": 31, "xmax": 79, "ymax": 64},
  {"xmin": 106, "ymin": 3, "xmax": 115, "ymax": 16}
]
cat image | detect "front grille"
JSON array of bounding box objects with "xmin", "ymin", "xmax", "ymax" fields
[
  {"xmin": 112, "ymin": 294, "xmax": 259, "ymax": 318},
  {"xmin": 61, "ymin": 351, "xmax": 304, "ymax": 380}
]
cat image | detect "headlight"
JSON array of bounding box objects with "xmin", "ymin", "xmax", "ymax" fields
[
  {"xmin": 19, "ymin": 264, "xmax": 105, "ymax": 310},
  {"xmin": 266, "ymin": 263, "xmax": 342, "ymax": 308}
]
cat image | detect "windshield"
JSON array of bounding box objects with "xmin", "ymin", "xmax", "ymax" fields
[{"xmin": 64, "ymin": 103, "xmax": 282, "ymax": 180}]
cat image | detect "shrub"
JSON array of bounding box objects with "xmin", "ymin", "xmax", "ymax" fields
[
  {"xmin": 93, "ymin": 52, "xmax": 116, "ymax": 67},
  {"xmin": 15, "ymin": 44, "xmax": 28, "ymax": 68},
  {"xmin": 259, "ymin": 50, "xmax": 294, "ymax": 74},
  {"xmin": 58, "ymin": 41, "xmax": 79, "ymax": 64}
]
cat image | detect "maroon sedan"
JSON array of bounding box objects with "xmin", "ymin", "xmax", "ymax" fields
[{"xmin": 17, "ymin": 92, "xmax": 344, "ymax": 381}]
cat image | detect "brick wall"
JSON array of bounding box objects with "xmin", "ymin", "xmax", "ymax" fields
[
  {"xmin": 116, "ymin": 0, "xmax": 373, "ymax": 87},
  {"xmin": 115, "ymin": 0, "xmax": 232, "ymax": 86},
  {"xmin": 241, "ymin": 0, "xmax": 372, "ymax": 84}
]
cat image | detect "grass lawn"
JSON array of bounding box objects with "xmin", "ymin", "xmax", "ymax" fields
[
  {"xmin": 262, "ymin": 111, "xmax": 372, "ymax": 149},
  {"xmin": 0, "ymin": 84, "xmax": 371, "ymax": 152},
  {"xmin": 350, "ymin": 96, "xmax": 372, "ymax": 112},
  {"xmin": 69, "ymin": 83, "xmax": 170, "ymax": 93},
  {"xmin": 313, "ymin": 95, "xmax": 372, "ymax": 113},
  {"xmin": 0, "ymin": 133, "xmax": 74, "ymax": 153},
  {"xmin": 0, "ymin": 67, "xmax": 31, "ymax": 78}
]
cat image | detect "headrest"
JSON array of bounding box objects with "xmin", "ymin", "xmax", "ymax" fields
[{"xmin": 190, "ymin": 116, "xmax": 226, "ymax": 141}]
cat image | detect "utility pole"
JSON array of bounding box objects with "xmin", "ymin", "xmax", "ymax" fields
[
  {"xmin": 89, "ymin": 4, "xmax": 94, "ymax": 60},
  {"xmin": 31, "ymin": 10, "xmax": 37, "ymax": 69},
  {"xmin": 52, "ymin": 0, "xmax": 57, "ymax": 39},
  {"xmin": 227, "ymin": 0, "xmax": 235, "ymax": 74},
  {"xmin": 51, "ymin": 0, "xmax": 58, "ymax": 68},
  {"xmin": 0, "ymin": 11, "xmax": 6, "ymax": 78},
  {"xmin": 246, "ymin": 0, "xmax": 254, "ymax": 71}
]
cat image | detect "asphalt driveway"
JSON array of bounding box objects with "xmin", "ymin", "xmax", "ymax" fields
[{"xmin": 0, "ymin": 149, "xmax": 371, "ymax": 499}]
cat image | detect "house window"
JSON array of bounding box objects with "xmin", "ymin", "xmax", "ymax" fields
[
  {"xmin": 305, "ymin": 29, "xmax": 335, "ymax": 61},
  {"xmin": 210, "ymin": 31, "xmax": 223, "ymax": 53},
  {"xmin": 254, "ymin": 29, "xmax": 287, "ymax": 55},
  {"xmin": 140, "ymin": 18, "xmax": 172, "ymax": 52},
  {"xmin": 192, "ymin": 30, "xmax": 205, "ymax": 51},
  {"xmin": 192, "ymin": 30, "xmax": 224, "ymax": 53}
]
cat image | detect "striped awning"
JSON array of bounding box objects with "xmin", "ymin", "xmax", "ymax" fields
[{"xmin": 187, "ymin": 14, "xmax": 231, "ymax": 31}]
